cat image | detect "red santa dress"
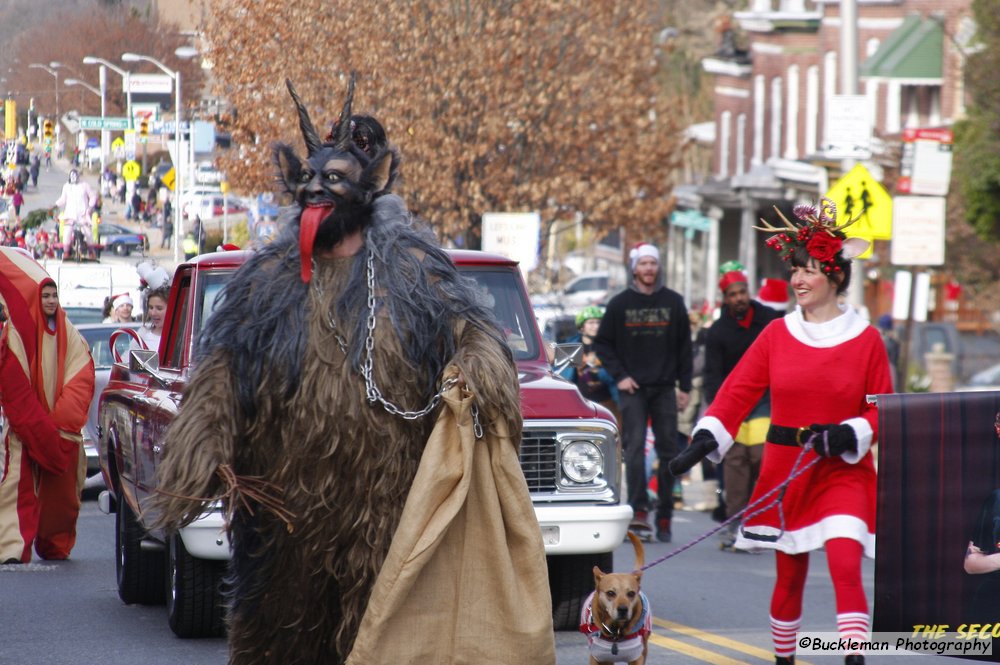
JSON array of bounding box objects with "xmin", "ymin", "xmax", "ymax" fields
[{"xmin": 694, "ymin": 304, "xmax": 892, "ymax": 557}]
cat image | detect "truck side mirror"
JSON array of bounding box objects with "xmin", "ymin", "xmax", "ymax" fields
[
  {"xmin": 552, "ymin": 342, "xmax": 583, "ymax": 373},
  {"xmin": 128, "ymin": 348, "xmax": 170, "ymax": 388},
  {"xmin": 129, "ymin": 349, "xmax": 159, "ymax": 372}
]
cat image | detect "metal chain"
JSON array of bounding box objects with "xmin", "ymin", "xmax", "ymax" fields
[{"xmin": 311, "ymin": 252, "xmax": 471, "ymax": 426}]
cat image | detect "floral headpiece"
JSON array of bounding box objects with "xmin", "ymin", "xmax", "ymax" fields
[{"xmin": 754, "ymin": 197, "xmax": 869, "ymax": 275}]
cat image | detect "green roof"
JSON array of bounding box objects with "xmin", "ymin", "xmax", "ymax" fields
[{"xmin": 861, "ymin": 14, "xmax": 943, "ymax": 80}]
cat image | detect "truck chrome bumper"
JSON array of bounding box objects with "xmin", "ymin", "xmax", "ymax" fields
[
  {"xmin": 533, "ymin": 504, "xmax": 633, "ymax": 554},
  {"xmin": 179, "ymin": 509, "xmax": 231, "ymax": 560}
]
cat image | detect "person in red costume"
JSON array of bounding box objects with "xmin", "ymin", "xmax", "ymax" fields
[
  {"xmin": 0, "ymin": 248, "xmax": 95, "ymax": 563},
  {"xmin": 669, "ymin": 198, "xmax": 892, "ymax": 665}
]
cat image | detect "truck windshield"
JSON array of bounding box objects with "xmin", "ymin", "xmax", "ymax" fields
[
  {"xmin": 459, "ymin": 267, "xmax": 539, "ymax": 362},
  {"xmin": 191, "ymin": 265, "xmax": 538, "ymax": 362}
]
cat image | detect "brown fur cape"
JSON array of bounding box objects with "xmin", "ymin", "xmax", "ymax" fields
[{"xmin": 150, "ymin": 196, "xmax": 525, "ymax": 664}]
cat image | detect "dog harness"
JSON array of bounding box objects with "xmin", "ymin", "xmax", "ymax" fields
[{"xmin": 579, "ymin": 590, "xmax": 652, "ymax": 663}]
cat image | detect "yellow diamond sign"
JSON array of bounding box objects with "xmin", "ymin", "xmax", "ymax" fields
[
  {"xmin": 824, "ymin": 164, "xmax": 892, "ymax": 258},
  {"xmin": 161, "ymin": 167, "xmax": 176, "ymax": 192}
]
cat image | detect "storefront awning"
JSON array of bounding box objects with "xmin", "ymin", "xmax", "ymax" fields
[{"xmin": 861, "ymin": 14, "xmax": 943, "ymax": 81}]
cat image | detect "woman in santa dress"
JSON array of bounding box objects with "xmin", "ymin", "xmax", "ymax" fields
[{"xmin": 669, "ymin": 199, "xmax": 892, "ymax": 665}]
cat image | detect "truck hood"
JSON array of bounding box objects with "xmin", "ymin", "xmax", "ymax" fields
[{"xmin": 516, "ymin": 361, "xmax": 611, "ymax": 421}]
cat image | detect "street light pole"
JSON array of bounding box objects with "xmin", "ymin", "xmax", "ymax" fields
[
  {"xmin": 28, "ymin": 63, "xmax": 59, "ymax": 122},
  {"xmin": 64, "ymin": 77, "xmax": 105, "ymax": 172},
  {"xmin": 98, "ymin": 66, "xmax": 108, "ymax": 172},
  {"xmin": 83, "ymin": 56, "xmax": 132, "ymax": 129},
  {"xmin": 122, "ymin": 49, "xmax": 197, "ymax": 265}
]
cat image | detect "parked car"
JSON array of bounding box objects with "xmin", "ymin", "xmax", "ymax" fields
[
  {"xmin": 194, "ymin": 161, "xmax": 224, "ymax": 185},
  {"xmin": 182, "ymin": 194, "xmax": 247, "ymax": 221},
  {"xmin": 959, "ymin": 361, "xmax": 1000, "ymax": 392},
  {"xmin": 96, "ymin": 223, "xmax": 149, "ymax": 257},
  {"xmin": 63, "ymin": 307, "xmax": 106, "ymax": 325},
  {"xmin": 75, "ymin": 322, "xmax": 141, "ymax": 481}
]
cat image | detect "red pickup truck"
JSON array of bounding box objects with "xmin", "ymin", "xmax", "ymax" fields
[{"xmin": 97, "ymin": 249, "xmax": 631, "ymax": 637}]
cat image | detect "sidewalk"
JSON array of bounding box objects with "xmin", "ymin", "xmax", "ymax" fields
[{"xmin": 56, "ymin": 158, "xmax": 179, "ymax": 271}]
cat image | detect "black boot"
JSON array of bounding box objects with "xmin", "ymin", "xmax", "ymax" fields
[
  {"xmin": 775, "ymin": 657, "xmax": 794, "ymax": 665},
  {"xmin": 845, "ymin": 655, "xmax": 864, "ymax": 665}
]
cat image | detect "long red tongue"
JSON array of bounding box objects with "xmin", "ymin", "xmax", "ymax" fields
[{"xmin": 299, "ymin": 206, "xmax": 333, "ymax": 283}]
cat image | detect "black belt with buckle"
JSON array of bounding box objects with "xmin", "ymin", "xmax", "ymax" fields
[{"xmin": 767, "ymin": 424, "xmax": 812, "ymax": 447}]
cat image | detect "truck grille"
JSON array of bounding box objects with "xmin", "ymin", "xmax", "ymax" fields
[{"xmin": 519, "ymin": 430, "xmax": 559, "ymax": 492}]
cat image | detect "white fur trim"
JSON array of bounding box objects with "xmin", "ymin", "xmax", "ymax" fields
[
  {"xmin": 734, "ymin": 514, "xmax": 875, "ymax": 558},
  {"xmin": 839, "ymin": 417, "xmax": 873, "ymax": 464},
  {"xmin": 113, "ymin": 294, "xmax": 133, "ymax": 310},
  {"xmin": 694, "ymin": 416, "xmax": 733, "ymax": 463},
  {"xmin": 782, "ymin": 303, "xmax": 868, "ymax": 348}
]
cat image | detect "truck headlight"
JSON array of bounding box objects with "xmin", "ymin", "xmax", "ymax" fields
[{"xmin": 561, "ymin": 441, "xmax": 603, "ymax": 483}]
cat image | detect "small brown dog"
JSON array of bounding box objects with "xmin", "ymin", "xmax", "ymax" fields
[{"xmin": 579, "ymin": 531, "xmax": 651, "ymax": 664}]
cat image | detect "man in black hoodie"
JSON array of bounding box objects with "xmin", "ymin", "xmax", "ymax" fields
[
  {"xmin": 703, "ymin": 264, "xmax": 782, "ymax": 550},
  {"xmin": 594, "ymin": 243, "xmax": 692, "ymax": 542}
]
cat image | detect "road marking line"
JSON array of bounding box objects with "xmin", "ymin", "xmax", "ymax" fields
[
  {"xmin": 648, "ymin": 633, "xmax": 751, "ymax": 664},
  {"xmin": 0, "ymin": 563, "xmax": 59, "ymax": 572},
  {"xmin": 653, "ymin": 617, "xmax": 814, "ymax": 665}
]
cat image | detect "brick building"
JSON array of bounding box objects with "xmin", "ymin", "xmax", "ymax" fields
[{"xmin": 679, "ymin": 0, "xmax": 973, "ymax": 311}]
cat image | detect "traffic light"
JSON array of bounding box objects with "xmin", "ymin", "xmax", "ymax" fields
[
  {"xmin": 43, "ymin": 119, "xmax": 53, "ymax": 141},
  {"xmin": 139, "ymin": 119, "xmax": 149, "ymax": 140}
]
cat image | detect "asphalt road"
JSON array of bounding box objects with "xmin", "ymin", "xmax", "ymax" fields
[{"xmin": 0, "ymin": 494, "xmax": 976, "ymax": 665}]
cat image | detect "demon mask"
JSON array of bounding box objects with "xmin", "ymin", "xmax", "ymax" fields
[{"xmin": 275, "ymin": 74, "xmax": 398, "ymax": 282}]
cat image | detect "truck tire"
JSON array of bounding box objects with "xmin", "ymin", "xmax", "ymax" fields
[
  {"xmin": 547, "ymin": 552, "xmax": 613, "ymax": 631},
  {"xmin": 115, "ymin": 497, "xmax": 166, "ymax": 605},
  {"xmin": 167, "ymin": 534, "xmax": 226, "ymax": 638}
]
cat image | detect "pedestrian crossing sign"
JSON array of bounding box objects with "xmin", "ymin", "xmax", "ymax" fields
[{"xmin": 824, "ymin": 164, "xmax": 892, "ymax": 259}]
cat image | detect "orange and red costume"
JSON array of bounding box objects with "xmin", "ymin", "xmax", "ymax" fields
[{"xmin": 0, "ymin": 248, "xmax": 94, "ymax": 562}]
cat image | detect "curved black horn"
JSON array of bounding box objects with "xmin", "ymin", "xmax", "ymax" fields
[
  {"xmin": 286, "ymin": 79, "xmax": 322, "ymax": 156},
  {"xmin": 331, "ymin": 72, "xmax": 357, "ymax": 149}
]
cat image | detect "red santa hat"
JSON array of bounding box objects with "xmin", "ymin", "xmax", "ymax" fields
[
  {"xmin": 629, "ymin": 243, "xmax": 659, "ymax": 272},
  {"xmin": 718, "ymin": 269, "xmax": 748, "ymax": 293},
  {"xmin": 112, "ymin": 293, "xmax": 133, "ymax": 310},
  {"xmin": 757, "ymin": 278, "xmax": 790, "ymax": 310}
]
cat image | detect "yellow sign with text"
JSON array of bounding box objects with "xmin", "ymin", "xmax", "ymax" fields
[{"xmin": 824, "ymin": 164, "xmax": 892, "ymax": 259}]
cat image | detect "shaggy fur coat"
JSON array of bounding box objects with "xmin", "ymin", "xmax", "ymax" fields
[{"xmin": 151, "ymin": 195, "xmax": 522, "ymax": 664}]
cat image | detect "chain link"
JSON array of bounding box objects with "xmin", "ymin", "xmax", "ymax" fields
[{"xmin": 312, "ymin": 252, "xmax": 466, "ymax": 424}]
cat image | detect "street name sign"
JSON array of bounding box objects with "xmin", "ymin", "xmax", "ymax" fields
[{"xmin": 79, "ymin": 116, "xmax": 130, "ymax": 131}]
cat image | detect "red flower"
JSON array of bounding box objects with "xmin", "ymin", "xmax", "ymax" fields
[{"xmin": 805, "ymin": 232, "xmax": 842, "ymax": 263}]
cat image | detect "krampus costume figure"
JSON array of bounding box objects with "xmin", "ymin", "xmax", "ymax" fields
[{"xmin": 151, "ymin": 77, "xmax": 554, "ymax": 665}]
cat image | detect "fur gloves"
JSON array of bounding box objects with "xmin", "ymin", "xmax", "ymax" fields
[
  {"xmin": 668, "ymin": 429, "xmax": 719, "ymax": 476},
  {"xmin": 807, "ymin": 423, "xmax": 857, "ymax": 457}
]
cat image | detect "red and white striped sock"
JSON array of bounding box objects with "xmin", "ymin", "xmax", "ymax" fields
[
  {"xmin": 771, "ymin": 615, "xmax": 801, "ymax": 657},
  {"xmin": 838, "ymin": 611, "xmax": 870, "ymax": 651}
]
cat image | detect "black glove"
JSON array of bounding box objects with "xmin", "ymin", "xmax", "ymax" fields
[
  {"xmin": 668, "ymin": 430, "xmax": 719, "ymax": 476},
  {"xmin": 807, "ymin": 423, "xmax": 857, "ymax": 457}
]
